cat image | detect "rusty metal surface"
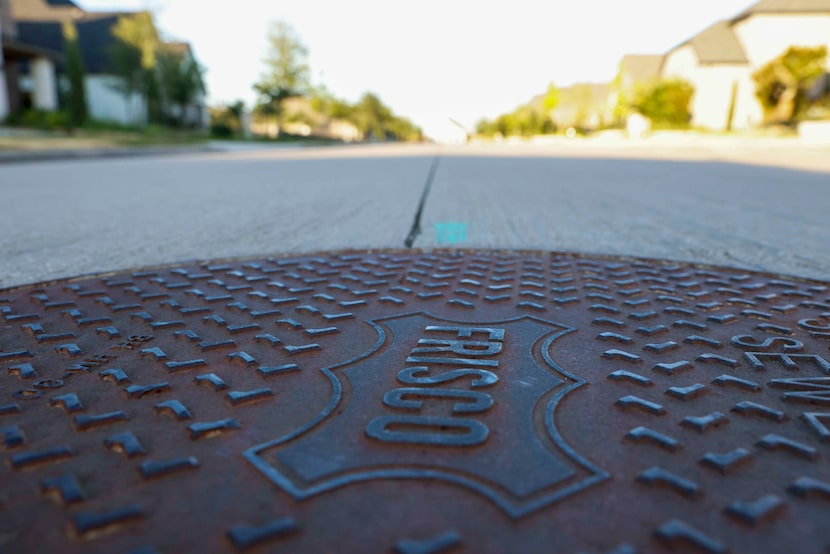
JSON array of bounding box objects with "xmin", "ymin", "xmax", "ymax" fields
[{"xmin": 1, "ymin": 250, "xmax": 829, "ymax": 553}]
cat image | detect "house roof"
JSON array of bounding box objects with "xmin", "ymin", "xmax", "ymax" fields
[
  {"xmin": 620, "ymin": 55, "xmax": 664, "ymax": 84},
  {"xmin": 76, "ymin": 15, "xmax": 123, "ymax": 73},
  {"xmin": 8, "ymin": 0, "xmax": 84, "ymax": 22},
  {"xmin": 688, "ymin": 19, "xmax": 748, "ymax": 64},
  {"xmin": 162, "ymin": 42, "xmax": 193, "ymax": 58},
  {"xmin": 10, "ymin": 1, "xmax": 197, "ymax": 76},
  {"xmin": 16, "ymin": 14, "xmax": 123, "ymax": 73},
  {"xmin": 665, "ymin": 0, "xmax": 830, "ymax": 66},
  {"xmin": 15, "ymin": 22, "xmax": 64, "ymax": 56},
  {"xmin": 665, "ymin": 19, "xmax": 749, "ymax": 65},
  {"xmin": 1, "ymin": 36, "xmax": 64, "ymax": 60},
  {"xmin": 732, "ymin": 0, "xmax": 830, "ymax": 21}
]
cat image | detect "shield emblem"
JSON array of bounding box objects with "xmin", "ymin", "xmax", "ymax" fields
[{"xmin": 245, "ymin": 312, "xmax": 607, "ymax": 518}]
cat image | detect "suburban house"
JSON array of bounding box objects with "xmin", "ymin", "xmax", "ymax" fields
[
  {"xmin": 157, "ymin": 41, "xmax": 208, "ymax": 129},
  {"xmin": 665, "ymin": 0, "xmax": 830, "ymax": 129},
  {"xmin": 552, "ymin": 83, "xmax": 613, "ymax": 130},
  {"xmin": 2, "ymin": 0, "xmax": 206, "ymax": 127},
  {"xmin": 0, "ymin": 0, "xmax": 62, "ymax": 118},
  {"xmin": 617, "ymin": 55, "xmax": 664, "ymax": 94},
  {"xmin": 617, "ymin": 0, "xmax": 830, "ymax": 130},
  {"xmin": 526, "ymin": 82, "xmax": 614, "ymax": 130}
]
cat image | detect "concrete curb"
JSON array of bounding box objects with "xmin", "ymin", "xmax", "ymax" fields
[{"xmin": 0, "ymin": 143, "xmax": 220, "ymax": 164}]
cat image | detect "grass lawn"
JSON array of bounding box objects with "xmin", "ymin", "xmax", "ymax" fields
[
  {"xmin": 0, "ymin": 127, "xmax": 347, "ymax": 152},
  {"xmin": 0, "ymin": 127, "xmax": 210, "ymax": 151}
]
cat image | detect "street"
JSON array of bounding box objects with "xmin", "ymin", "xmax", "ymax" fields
[{"xmin": 1, "ymin": 141, "xmax": 829, "ymax": 288}]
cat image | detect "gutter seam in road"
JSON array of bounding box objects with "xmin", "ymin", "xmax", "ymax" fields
[{"xmin": 404, "ymin": 156, "xmax": 441, "ymax": 248}]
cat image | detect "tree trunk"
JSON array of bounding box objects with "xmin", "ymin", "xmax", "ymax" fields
[
  {"xmin": 774, "ymin": 87, "xmax": 798, "ymax": 123},
  {"xmin": 772, "ymin": 65, "xmax": 799, "ymax": 123},
  {"xmin": 725, "ymin": 81, "xmax": 738, "ymax": 132}
]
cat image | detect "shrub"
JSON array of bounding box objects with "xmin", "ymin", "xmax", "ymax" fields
[
  {"xmin": 210, "ymin": 123, "xmax": 234, "ymax": 138},
  {"xmin": 753, "ymin": 46, "xmax": 828, "ymax": 124},
  {"xmin": 8, "ymin": 109, "xmax": 71, "ymax": 130},
  {"xmin": 633, "ymin": 79, "xmax": 694, "ymax": 128}
]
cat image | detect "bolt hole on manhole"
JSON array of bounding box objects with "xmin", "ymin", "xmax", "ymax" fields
[{"xmin": 1, "ymin": 249, "xmax": 829, "ymax": 552}]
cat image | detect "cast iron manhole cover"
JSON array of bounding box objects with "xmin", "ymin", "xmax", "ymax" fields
[{"xmin": 1, "ymin": 251, "xmax": 829, "ymax": 553}]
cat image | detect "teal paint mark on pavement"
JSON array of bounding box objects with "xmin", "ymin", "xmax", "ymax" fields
[{"xmin": 435, "ymin": 222, "xmax": 468, "ymax": 244}]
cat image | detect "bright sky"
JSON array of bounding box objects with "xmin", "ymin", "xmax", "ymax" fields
[{"xmin": 77, "ymin": 0, "xmax": 758, "ymax": 139}]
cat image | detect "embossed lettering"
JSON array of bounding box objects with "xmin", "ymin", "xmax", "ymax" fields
[
  {"xmin": 798, "ymin": 317, "xmax": 830, "ymax": 332},
  {"xmin": 367, "ymin": 326, "xmax": 505, "ymax": 447},
  {"xmin": 383, "ymin": 388, "xmax": 493, "ymax": 414},
  {"xmin": 366, "ymin": 415, "xmax": 489, "ymax": 446},
  {"xmin": 769, "ymin": 377, "xmax": 830, "ymax": 405},
  {"xmin": 406, "ymin": 356, "xmax": 499, "ymax": 367},
  {"xmin": 730, "ymin": 335, "xmax": 804, "ymax": 352},
  {"xmin": 744, "ymin": 352, "xmax": 830, "ymax": 373},
  {"xmin": 396, "ymin": 366, "xmax": 498, "ymax": 388},
  {"xmin": 412, "ymin": 339, "xmax": 503, "ymax": 357},
  {"xmin": 424, "ymin": 326, "xmax": 504, "ymax": 341}
]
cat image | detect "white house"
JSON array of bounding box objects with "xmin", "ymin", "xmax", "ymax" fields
[
  {"xmin": 660, "ymin": 0, "xmax": 830, "ymax": 130},
  {"xmin": 616, "ymin": 55, "xmax": 662, "ymax": 91},
  {"xmin": 7, "ymin": 0, "xmax": 205, "ymax": 127},
  {"xmin": 159, "ymin": 41, "xmax": 208, "ymax": 129},
  {"xmin": 1, "ymin": 0, "xmax": 61, "ymax": 118}
]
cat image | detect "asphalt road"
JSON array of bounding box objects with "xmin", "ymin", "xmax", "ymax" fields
[{"xmin": 1, "ymin": 141, "xmax": 829, "ymax": 288}]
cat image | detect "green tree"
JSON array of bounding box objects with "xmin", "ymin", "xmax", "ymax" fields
[
  {"xmin": 753, "ymin": 45, "xmax": 828, "ymax": 124},
  {"xmin": 112, "ymin": 12, "xmax": 158, "ymax": 69},
  {"xmin": 542, "ymin": 82, "xmax": 559, "ymax": 124},
  {"xmin": 250, "ymin": 24, "xmax": 420, "ymax": 141},
  {"xmin": 323, "ymin": 97, "xmax": 353, "ymax": 119},
  {"xmin": 107, "ymin": 35, "xmax": 143, "ymax": 103},
  {"xmin": 633, "ymin": 78, "xmax": 694, "ymax": 128},
  {"xmin": 345, "ymin": 92, "xmax": 422, "ymax": 141},
  {"xmin": 62, "ymin": 21, "xmax": 87, "ymax": 127},
  {"xmin": 561, "ymin": 84, "xmax": 597, "ymax": 128},
  {"xmin": 253, "ymin": 21, "xmax": 310, "ymax": 126},
  {"xmin": 228, "ymin": 100, "xmax": 246, "ymax": 126},
  {"xmin": 145, "ymin": 69, "xmax": 163, "ymax": 124},
  {"xmin": 609, "ymin": 67, "xmax": 629, "ymax": 125},
  {"xmin": 209, "ymin": 100, "xmax": 245, "ymax": 138},
  {"xmin": 385, "ymin": 114, "xmax": 422, "ymax": 142},
  {"xmin": 475, "ymin": 101, "xmax": 554, "ymax": 138},
  {"xmin": 107, "ymin": 12, "xmax": 161, "ymax": 124},
  {"xmin": 309, "ymin": 84, "xmax": 354, "ymax": 120},
  {"xmin": 157, "ymin": 46, "xmax": 206, "ymax": 127},
  {"xmin": 352, "ymin": 92, "xmax": 391, "ymax": 139}
]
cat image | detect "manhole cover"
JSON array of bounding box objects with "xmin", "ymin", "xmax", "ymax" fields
[{"xmin": 1, "ymin": 251, "xmax": 829, "ymax": 553}]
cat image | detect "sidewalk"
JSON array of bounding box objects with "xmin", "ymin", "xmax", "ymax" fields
[
  {"xmin": 466, "ymin": 130, "xmax": 830, "ymax": 174},
  {"xmin": 0, "ymin": 126, "xmax": 219, "ymax": 163},
  {"xmin": 0, "ymin": 143, "xmax": 222, "ymax": 164},
  {"xmin": 4, "ymin": 126, "xmax": 829, "ymax": 170},
  {"xmin": 0, "ymin": 127, "xmax": 353, "ymax": 164}
]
